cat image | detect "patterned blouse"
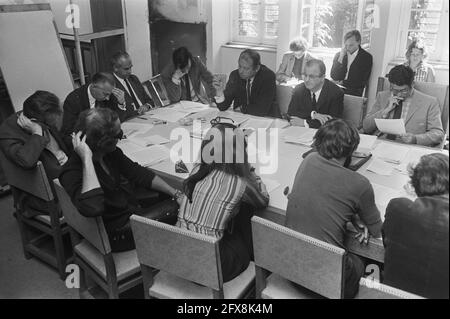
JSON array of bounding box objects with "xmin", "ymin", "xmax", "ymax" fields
[
  {"xmin": 176, "ymin": 169, "xmax": 269, "ymax": 238},
  {"xmin": 404, "ymin": 61, "xmax": 436, "ymax": 83}
]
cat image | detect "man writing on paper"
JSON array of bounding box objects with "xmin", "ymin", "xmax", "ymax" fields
[
  {"xmin": 287, "ymin": 59, "xmax": 344, "ymax": 129},
  {"xmin": 111, "ymin": 51, "xmax": 154, "ymax": 117},
  {"xmin": 363, "ymin": 65, "xmax": 444, "ymax": 147}
]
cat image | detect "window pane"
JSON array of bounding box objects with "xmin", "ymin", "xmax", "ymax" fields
[
  {"xmin": 265, "ymin": 22, "xmax": 278, "ymax": 38},
  {"xmin": 265, "ymin": 5, "xmax": 279, "ymax": 22},
  {"xmin": 411, "ymin": 0, "xmax": 443, "ymax": 10},
  {"xmin": 239, "ymin": 21, "xmax": 259, "ymax": 37},
  {"xmin": 303, "ymin": 7, "xmax": 311, "ymax": 24},
  {"xmin": 301, "ymin": 26, "xmax": 310, "ymax": 40},
  {"xmin": 409, "ymin": 10, "xmax": 441, "ymax": 31},
  {"xmin": 407, "ymin": 30, "xmax": 437, "ymax": 50},
  {"xmin": 239, "ymin": 0, "xmax": 259, "ymax": 21}
]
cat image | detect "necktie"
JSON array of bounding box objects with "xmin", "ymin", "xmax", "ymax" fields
[
  {"xmin": 246, "ymin": 79, "xmax": 251, "ymax": 106},
  {"xmin": 386, "ymin": 100, "xmax": 403, "ymax": 140},
  {"xmin": 311, "ymin": 92, "xmax": 317, "ymax": 110},
  {"xmin": 125, "ymin": 79, "xmax": 139, "ymax": 110},
  {"xmin": 183, "ymin": 74, "xmax": 192, "ymax": 101}
]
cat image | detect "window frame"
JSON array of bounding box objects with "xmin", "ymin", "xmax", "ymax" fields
[
  {"xmin": 232, "ymin": 0, "xmax": 279, "ymax": 47},
  {"xmin": 395, "ymin": 0, "xmax": 449, "ymax": 63}
]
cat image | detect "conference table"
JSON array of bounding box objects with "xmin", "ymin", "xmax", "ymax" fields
[{"xmin": 119, "ymin": 102, "xmax": 447, "ymax": 263}]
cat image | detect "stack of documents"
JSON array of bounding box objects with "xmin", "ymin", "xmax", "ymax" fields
[
  {"xmin": 282, "ymin": 126, "xmax": 317, "ymax": 146},
  {"xmin": 366, "ymin": 158, "xmax": 394, "ymax": 176},
  {"xmin": 121, "ymin": 122, "xmax": 153, "ymax": 137},
  {"xmin": 356, "ymin": 134, "xmax": 377, "ymax": 154},
  {"xmin": 147, "ymin": 107, "xmax": 188, "ymax": 123},
  {"xmin": 127, "ymin": 145, "xmax": 170, "ymax": 167},
  {"xmin": 372, "ymin": 142, "xmax": 409, "ymax": 164}
]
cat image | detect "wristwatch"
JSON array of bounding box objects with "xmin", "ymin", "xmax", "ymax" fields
[{"xmin": 311, "ymin": 111, "xmax": 317, "ymax": 120}]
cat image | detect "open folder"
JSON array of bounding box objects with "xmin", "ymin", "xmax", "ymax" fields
[{"xmin": 374, "ymin": 119, "xmax": 406, "ymax": 135}]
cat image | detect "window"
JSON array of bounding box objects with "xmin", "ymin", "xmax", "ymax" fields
[
  {"xmin": 397, "ymin": 0, "xmax": 449, "ymax": 62},
  {"xmin": 298, "ymin": 0, "xmax": 374, "ymax": 50},
  {"xmin": 233, "ymin": 0, "xmax": 280, "ymax": 46}
]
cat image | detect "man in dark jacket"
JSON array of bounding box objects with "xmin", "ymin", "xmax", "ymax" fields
[
  {"xmin": 0, "ymin": 91, "xmax": 69, "ymax": 217},
  {"xmin": 216, "ymin": 49, "xmax": 279, "ymax": 118},
  {"xmin": 288, "ymin": 59, "xmax": 344, "ymax": 128},
  {"xmin": 330, "ymin": 30, "xmax": 373, "ymax": 97},
  {"xmin": 111, "ymin": 51, "xmax": 153, "ymax": 115}
]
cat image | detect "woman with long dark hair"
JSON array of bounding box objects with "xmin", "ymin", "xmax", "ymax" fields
[{"xmin": 177, "ymin": 118, "xmax": 269, "ymax": 281}]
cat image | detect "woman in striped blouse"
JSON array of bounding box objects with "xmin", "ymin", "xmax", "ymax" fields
[
  {"xmin": 404, "ymin": 40, "xmax": 436, "ymax": 83},
  {"xmin": 177, "ymin": 121, "xmax": 269, "ymax": 281}
]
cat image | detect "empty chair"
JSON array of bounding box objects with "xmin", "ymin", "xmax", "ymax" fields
[
  {"xmin": 342, "ymin": 94, "xmax": 367, "ymax": 128},
  {"xmin": 53, "ymin": 180, "xmax": 142, "ymax": 299},
  {"xmin": 0, "ymin": 151, "xmax": 70, "ymax": 279},
  {"xmin": 356, "ymin": 277, "xmax": 424, "ymax": 299},
  {"xmin": 252, "ymin": 216, "xmax": 346, "ymax": 299},
  {"xmin": 130, "ymin": 215, "xmax": 255, "ymax": 299}
]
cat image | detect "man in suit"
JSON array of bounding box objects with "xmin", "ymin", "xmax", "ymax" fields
[
  {"xmin": 161, "ymin": 47, "xmax": 216, "ymax": 104},
  {"xmin": 331, "ymin": 30, "xmax": 373, "ymax": 97},
  {"xmin": 276, "ymin": 37, "xmax": 317, "ymax": 83},
  {"xmin": 363, "ymin": 65, "xmax": 444, "ymax": 147},
  {"xmin": 216, "ymin": 49, "xmax": 279, "ymax": 118},
  {"xmin": 288, "ymin": 59, "xmax": 344, "ymax": 129},
  {"xmin": 111, "ymin": 51, "xmax": 153, "ymax": 116},
  {"xmin": 61, "ymin": 72, "xmax": 127, "ymax": 144},
  {"xmin": 0, "ymin": 91, "xmax": 69, "ymax": 217}
]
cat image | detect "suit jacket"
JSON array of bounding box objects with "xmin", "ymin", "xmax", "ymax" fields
[
  {"xmin": 113, "ymin": 73, "xmax": 153, "ymax": 112},
  {"xmin": 217, "ymin": 65, "xmax": 279, "ymax": 118},
  {"xmin": 363, "ymin": 89, "xmax": 444, "ymax": 146},
  {"xmin": 287, "ymin": 79, "xmax": 344, "ymax": 128},
  {"xmin": 382, "ymin": 195, "xmax": 449, "ymax": 299},
  {"xmin": 276, "ymin": 51, "xmax": 316, "ymax": 82},
  {"xmin": 161, "ymin": 56, "xmax": 216, "ymax": 104},
  {"xmin": 61, "ymin": 84, "xmax": 124, "ymax": 144},
  {"xmin": 330, "ymin": 46, "xmax": 373, "ymax": 96}
]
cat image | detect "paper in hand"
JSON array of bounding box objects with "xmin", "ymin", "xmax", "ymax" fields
[{"xmin": 375, "ymin": 118, "xmax": 406, "ymax": 135}]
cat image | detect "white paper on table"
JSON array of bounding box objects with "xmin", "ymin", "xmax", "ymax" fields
[
  {"xmin": 177, "ymin": 101, "xmax": 209, "ymax": 113},
  {"xmin": 240, "ymin": 118, "xmax": 274, "ymax": 130},
  {"xmin": 372, "ymin": 142, "xmax": 410, "ymax": 164},
  {"xmin": 147, "ymin": 107, "xmax": 188, "ymax": 123},
  {"xmin": 127, "ymin": 134, "xmax": 170, "ymax": 147},
  {"xmin": 117, "ymin": 139, "xmax": 146, "ymax": 155},
  {"xmin": 371, "ymin": 183, "xmax": 404, "ymax": 218},
  {"xmin": 282, "ymin": 127, "xmax": 317, "ymax": 146},
  {"xmin": 374, "ymin": 118, "xmax": 406, "ymax": 135},
  {"xmin": 121, "ymin": 122, "xmax": 153, "ymax": 137},
  {"xmin": 261, "ymin": 177, "xmax": 281, "ymax": 193},
  {"xmin": 127, "ymin": 145, "xmax": 170, "ymax": 167},
  {"xmin": 189, "ymin": 124, "xmax": 212, "ymax": 139},
  {"xmin": 366, "ymin": 158, "xmax": 394, "ymax": 176},
  {"xmin": 356, "ymin": 134, "xmax": 378, "ymax": 153},
  {"xmin": 219, "ymin": 111, "xmax": 249, "ymax": 126},
  {"xmin": 271, "ymin": 118, "xmax": 290, "ymax": 129}
]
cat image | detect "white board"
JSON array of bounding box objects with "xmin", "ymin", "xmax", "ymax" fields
[{"xmin": 0, "ymin": 7, "xmax": 74, "ymax": 111}]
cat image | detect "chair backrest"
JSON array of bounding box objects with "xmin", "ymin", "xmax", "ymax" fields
[
  {"xmin": 357, "ymin": 277, "xmax": 425, "ymax": 299},
  {"xmin": 276, "ymin": 84, "xmax": 294, "ymax": 116},
  {"xmin": 343, "ymin": 94, "xmax": 367, "ymax": 128},
  {"xmin": 53, "ymin": 179, "xmax": 110, "ymax": 254},
  {"xmin": 0, "ymin": 150, "xmax": 53, "ymax": 201},
  {"xmin": 143, "ymin": 74, "xmax": 171, "ymax": 107},
  {"xmin": 130, "ymin": 215, "xmax": 223, "ymax": 291},
  {"xmin": 252, "ymin": 216, "xmax": 346, "ymax": 299},
  {"xmin": 376, "ymin": 77, "xmax": 449, "ymax": 134}
]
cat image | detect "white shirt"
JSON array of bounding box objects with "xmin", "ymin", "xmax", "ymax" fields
[
  {"xmin": 87, "ymin": 84, "xmax": 96, "ymax": 109},
  {"xmin": 345, "ymin": 48, "xmax": 359, "ymax": 80},
  {"xmin": 113, "ymin": 73, "xmax": 142, "ymax": 109}
]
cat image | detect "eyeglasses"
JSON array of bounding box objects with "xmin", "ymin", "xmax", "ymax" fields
[
  {"xmin": 302, "ymin": 73, "xmax": 323, "ymax": 80},
  {"xmin": 210, "ymin": 117, "xmax": 236, "ymax": 127},
  {"xmin": 390, "ymin": 85, "xmax": 410, "ymax": 95}
]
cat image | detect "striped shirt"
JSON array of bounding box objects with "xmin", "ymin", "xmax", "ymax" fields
[
  {"xmin": 404, "ymin": 61, "xmax": 435, "ymax": 83},
  {"xmin": 176, "ymin": 169, "xmax": 269, "ymax": 238}
]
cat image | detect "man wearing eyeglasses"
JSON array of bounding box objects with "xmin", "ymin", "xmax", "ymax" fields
[
  {"xmin": 363, "ymin": 65, "xmax": 444, "ymax": 147},
  {"xmin": 287, "ymin": 59, "xmax": 344, "ymax": 129},
  {"xmin": 61, "ymin": 72, "xmax": 127, "ymax": 146}
]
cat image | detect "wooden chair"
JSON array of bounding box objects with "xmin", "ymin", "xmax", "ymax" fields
[
  {"xmin": 343, "ymin": 94, "xmax": 368, "ymax": 129},
  {"xmin": 0, "ymin": 151, "xmax": 70, "ymax": 279},
  {"xmin": 130, "ymin": 214, "xmax": 255, "ymax": 299},
  {"xmin": 376, "ymin": 76, "xmax": 449, "ymax": 144},
  {"xmin": 53, "ymin": 180, "xmax": 142, "ymax": 299},
  {"xmin": 356, "ymin": 277, "xmax": 425, "ymax": 299},
  {"xmin": 143, "ymin": 74, "xmax": 170, "ymax": 108},
  {"xmin": 276, "ymin": 84, "xmax": 294, "ymax": 117},
  {"xmin": 252, "ymin": 216, "xmax": 346, "ymax": 299}
]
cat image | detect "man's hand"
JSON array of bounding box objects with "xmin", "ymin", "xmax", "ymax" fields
[
  {"xmin": 289, "ymin": 116, "xmax": 305, "ymax": 127},
  {"xmin": 17, "ymin": 113, "xmax": 43, "ymax": 136},
  {"xmin": 172, "ymin": 69, "xmax": 185, "ymax": 83},
  {"xmin": 112, "ymin": 88, "xmax": 125, "ymax": 105},
  {"xmin": 351, "ymin": 214, "xmax": 370, "ymax": 245},
  {"xmin": 137, "ymin": 103, "xmax": 152, "ymax": 115},
  {"xmin": 399, "ymin": 133, "xmax": 417, "ymax": 144},
  {"xmin": 382, "ymin": 95, "xmax": 403, "ymax": 118},
  {"xmin": 338, "ymin": 46, "xmax": 346, "ymax": 63},
  {"xmin": 314, "ymin": 113, "xmax": 332, "ymax": 125},
  {"xmin": 72, "ymin": 131, "xmax": 93, "ymax": 162}
]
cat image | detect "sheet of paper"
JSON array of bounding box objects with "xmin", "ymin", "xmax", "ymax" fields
[
  {"xmin": 121, "ymin": 122, "xmax": 153, "ymax": 137},
  {"xmin": 127, "ymin": 134, "xmax": 170, "ymax": 147},
  {"xmin": 219, "ymin": 111, "xmax": 249, "ymax": 126},
  {"xmin": 372, "ymin": 142, "xmax": 410, "ymax": 164},
  {"xmin": 177, "ymin": 100, "xmax": 210, "ymax": 113},
  {"xmin": 117, "ymin": 139, "xmax": 146, "ymax": 155},
  {"xmin": 240, "ymin": 118, "xmax": 274, "ymax": 130},
  {"xmin": 366, "ymin": 158, "xmax": 394, "ymax": 176},
  {"xmin": 146, "ymin": 107, "xmax": 188, "ymax": 123},
  {"xmin": 371, "ymin": 183, "xmax": 404, "ymax": 217},
  {"xmin": 356, "ymin": 134, "xmax": 378, "ymax": 153},
  {"xmin": 261, "ymin": 177, "xmax": 281, "ymax": 194},
  {"xmin": 282, "ymin": 127, "xmax": 317, "ymax": 146},
  {"xmin": 374, "ymin": 118, "xmax": 406, "ymax": 135},
  {"xmin": 127, "ymin": 145, "xmax": 170, "ymax": 167}
]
